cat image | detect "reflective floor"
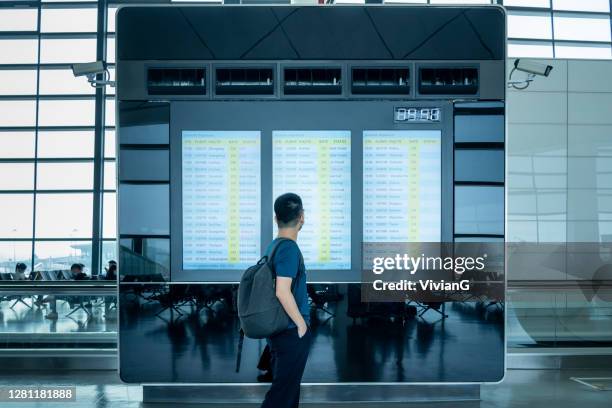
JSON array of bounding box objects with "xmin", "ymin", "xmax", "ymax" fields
[
  {"xmin": 0, "ymin": 368, "xmax": 611, "ymax": 407},
  {"xmin": 119, "ymin": 284, "xmax": 504, "ymax": 383}
]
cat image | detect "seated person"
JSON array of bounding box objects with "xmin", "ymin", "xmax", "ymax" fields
[
  {"xmin": 104, "ymin": 260, "xmax": 117, "ymax": 281},
  {"xmin": 12, "ymin": 263, "xmax": 27, "ymax": 280},
  {"xmin": 103, "ymin": 260, "xmax": 118, "ymax": 319},
  {"xmin": 70, "ymin": 263, "xmax": 89, "ymax": 280}
]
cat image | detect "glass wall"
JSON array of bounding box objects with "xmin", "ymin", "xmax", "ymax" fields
[
  {"xmin": 506, "ymin": 59, "xmax": 612, "ymax": 347},
  {"xmin": 0, "ymin": 1, "xmax": 116, "ymax": 349},
  {"xmin": 504, "ymin": 0, "xmax": 612, "ymax": 59},
  {"xmin": 0, "ymin": 1, "xmax": 115, "ymax": 277}
]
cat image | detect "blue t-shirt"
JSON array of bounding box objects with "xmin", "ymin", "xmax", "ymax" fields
[{"xmin": 266, "ymin": 238, "xmax": 309, "ymax": 327}]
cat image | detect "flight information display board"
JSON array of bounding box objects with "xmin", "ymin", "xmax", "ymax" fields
[
  {"xmin": 182, "ymin": 131, "xmax": 260, "ymax": 269},
  {"xmin": 363, "ymin": 130, "xmax": 441, "ymax": 242},
  {"xmin": 273, "ymin": 130, "xmax": 351, "ymax": 270}
]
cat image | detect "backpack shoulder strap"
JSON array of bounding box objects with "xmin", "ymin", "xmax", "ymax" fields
[
  {"xmin": 267, "ymin": 237, "xmax": 292, "ymax": 263},
  {"xmin": 266, "ymin": 238, "xmax": 302, "ymax": 292}
]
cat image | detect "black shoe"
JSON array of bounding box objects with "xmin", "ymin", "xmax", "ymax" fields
[{"xmin": 257, "ymin": 371, "xmax": 273, "ymax": 383}]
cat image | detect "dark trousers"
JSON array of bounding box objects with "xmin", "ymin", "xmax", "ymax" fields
[{"xmin": 261, "ymin": 328, "xmax": 311, "ymax": 408}]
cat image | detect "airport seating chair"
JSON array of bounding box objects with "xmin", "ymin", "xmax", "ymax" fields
[
  {"xmin": 9, "ymin": 296, "xmax": 32, "ymax": 310},
  {"xmin": 0, "ymin": 273, "xmax": 34, "ymax": 310},
  {"xmin": 151, "ymin": 285, "xmax": 190, "ymax": 319},
  {"xmin": 347, "ymin": 284, "xmax": 418, "ymax": 324},
  {"xmin": 190, "ymin": 285, "xmax": 233, "ymax": 315},
  {"xmin": 66, "ymin": 299, "xmax": 92, "ymax": 318},
  {"xmin": 308, "ymin": 284, "xmax": 342, "ymax": 317},
  {"xmin": 416, "ymin": 302, "xmax": 448, "ymax": 319}
]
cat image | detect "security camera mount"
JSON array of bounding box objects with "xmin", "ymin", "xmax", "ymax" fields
[
  {"xmin": 71, "ymin": 61, "xmax": 116, "ymax": 88},
  {"xmin": 507, "ymin": 58, "xmax": 553, "ymax": 90},
  {"xmin": 86, "ymin": 69, "xmax": 116, "ymax": 89},
  {"xmin": 507, "ymin": 70, "xmax": 536, "ymax": 90}
]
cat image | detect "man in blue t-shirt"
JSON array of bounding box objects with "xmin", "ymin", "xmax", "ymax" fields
[{"xmin": 260, "ymin": 193, "xmax": 310, "ymax": 408}]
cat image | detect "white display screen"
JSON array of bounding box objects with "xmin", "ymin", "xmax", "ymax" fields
[
  {"xmin": 363, "ymin": 130, "xmax": 441, "ymax": 242},
  {"xmin": 182, "ymin": 131, "xmax": 260, "ymax": 269},
  {"xmin": 273, "ymin": 130, "xmax": 351, "ymax": 270}
]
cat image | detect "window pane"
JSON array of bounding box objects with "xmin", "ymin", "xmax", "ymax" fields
[
  {"xmin": 555, "ymin": 42, "xmax": 612, "ymax": 59},
  {"xmin": 0, "ymin": 241, "xmax": 32, "ymax": 274},
  {"xmin": 553, "ymin": 13, "xmax": 611, "ymax": 42},
  {"xmin": 0, "ymin": 100, "xmax": 36, "ymax": 127},
  {"xmin": 118, "ymin": 102, "xmax": 169, "ymax": 144},
  {"xmin": 38, "ymin": 131, "xmax": 95, "ymax": 158},
  {"xmin": 105, "ymin": 98, "xmax": 116, "ymax": 127},
  {"xmin": 118, "ymin": 237, "xmax": 170, "ymax": 280},
  {"xmin": 553, "ymin": 0, "xmax": 609, "ymax": 12},
  {"xmin": 107, "ymin": 7, "xmax": 118, "ymax": 32},
  {"xmin": 39, "ymin": 69, "xmax": 95, "ymax": 95},
  {"xmin": 104, "ymin": 161, "xmax": 116, "ymax": 190},
  {"xmin": 118, "ymin": 184, "xmax": 169, "ymax": 236},
  {"xmin": 35, "ymin": 193, "xmax": 92, "ymax": 238},
  {"xmin": 0, "ymin": 9, "xmax": 38, "ymax": 31},
  {"xmin": 102, "ymin": 241, "xmax": 117, "ymax": 272},
  {"xmin": 455, "ymin": 150, "xmax": 505, "ymax": 183},
  {"xmin": 38, "ymin": 99, "xmax": 96, "ymax": 126},
  {"xmin": 41, "ymin": 7, "xmax": 98, "ymax": 33},
  {"xmin": 107, "ymin": 67, "xmax": 116, "ymax": 96},
  {"xmin": 0, "ymin": 163, "xmax": 34, "ymax": 190},
  {"xmin": 508, "ymin": 40, "xmax": 554, "ymax": 58},
  {"xmin": 0, "ymin": 39, "xmax": 38, "ymax": 64},
  {"xmin": 40, "ymin": 38, "xmax": 97, "ymax": 64},
  {"xmin": 119, "ymin": 149, "xmax": 168, "ymax": 182},
  {"xmin": 455, "ymin": 186, "xmax": 505, "ymax": 235},
  {"xmin": 455, "ymin": 115, "xmax": 504, "ymax": 143},
  {"xmin": 0, "ymin": 194, "xmax": 33, "ymax": 238},
  {"xmin": 106, "ymin": 36, "xmax": 115, "ymax": 63},
  {"xmin": 34, "ymin": 240, "xmax": 92, "ymax": 273},
  {"xmin": 0, "ymin": 132, "xmax": 35, "ymax": 158},
  {"xmin": 105, "ymin": 130, "xmax": 116, "ymax": 158},
  {"xmin": 37, "ymin": 162, "xmax": 94, "ymax": 190},
  {"xmin": 505, "ymin": 0, "xmax": 550, "ymax": 6},
  {"xmin": 0, "ymin": 70, "xmax": 37, "ymax": 95},
  {"xmin": 103, "ymin": 193, "xmax": 116, "ymax": 239},
  {"xmin": 508, "ymin": 11, "xmax": 553, "ymax": 40}
]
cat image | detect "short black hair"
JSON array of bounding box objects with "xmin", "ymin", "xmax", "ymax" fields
[
  {"xmin": 15, "ymin": 263, "xmax": 27, "ymax": 272},
  {"xmin": 274, "ymin": 193, "xmax": 303, "ymax": 228},
  {"xmin": 71, "ymin": 263, "xmax": 83, "ymax": 272}
]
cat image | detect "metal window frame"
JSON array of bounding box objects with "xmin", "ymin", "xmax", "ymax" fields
[
  {"xmin": 0, "ymin": 0, "xmax": 111, "ymax": 276},
  {"xmin": 501, "ymin": 0, "xmax": 612, "ymax": 58}
]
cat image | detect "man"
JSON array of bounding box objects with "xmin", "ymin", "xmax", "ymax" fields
[
  {"xmin": 261, "ymin": 193, "xmax": 311, "ymax": 408},
  {"xmin": 70, "ymin": 263, "xmax": 88, "ymax": 280}
]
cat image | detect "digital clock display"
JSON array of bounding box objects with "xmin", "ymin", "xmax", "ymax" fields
[{"xmin": 394, "ymin": 107, "xmax": 441, "ymax": 123}]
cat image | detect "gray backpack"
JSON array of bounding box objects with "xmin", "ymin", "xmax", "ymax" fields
[{"xmin": 237, "ymin": 238, "xmax": 299, "ymax": 339}]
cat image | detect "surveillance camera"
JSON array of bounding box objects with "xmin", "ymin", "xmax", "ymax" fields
[
  {"xmin": 513, "ymin": 59, "xmax": 553, "ymax": 77},
  {"xmin": 71, "ymin": 61, "xmax": 107, "ymax": 77}
]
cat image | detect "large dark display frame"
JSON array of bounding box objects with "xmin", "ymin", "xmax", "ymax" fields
[{"xmin": 116, "ymin": 5, "xmax": 507, "ymax": 385}]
